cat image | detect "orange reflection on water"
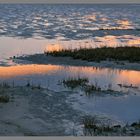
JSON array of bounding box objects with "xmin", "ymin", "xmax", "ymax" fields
[
  {"xmin": 64, "ymin": 66, "xmax": 140, "ymax": 86},
  {"xmin": 117, "ymin": 19, "xmax": 133, "ymax": 29},
  {"xmin": 0, "ymin": 64, "xmax": 60, "ymax": 78},
  {"xmin": 116, "ymin": 70, "xmax": 140, "ymax": 86},
  {"xmin": 0, "ymin": 64, "xmax": 140, "ymax": 87},
  {"xmin": 119, "ymin": 20, "xmax": 130, "ymax": 26}
]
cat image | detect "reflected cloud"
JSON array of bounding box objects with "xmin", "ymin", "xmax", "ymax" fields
[
  {"xmin": 93, "ymin": 35, "xmax": 140, "ymax": 47},
  {"xmin": 116, "ymin": 70, "xmax": 140, "ymax": 86},
  {"xmin": 117, "ymin": 19, "xmax": 134, "ymax": 29},
  {"xmin": 0, "ymin": 64, "xmax": 140, "ymax": 91},
  {"xmin": 0, "ymin": 4, "xmax": 140, "ymax": 39},
  {"xmin": 101, "ymin": 17, "xmax": 108, "ymax": 22},
  {"xmin": 43, "ymin": 35, "xmax": 140, "ymax": 53},
  {"xmin": 45, "ymin": 43, "xmax": 63, "ymax": 52},
  {"xmin": 0, "ymin": 64, "xmax": 60, "ymax": 78},
  {"xmin": 84, "ymin": 14, "xmax": 97, "ymax": 21}
]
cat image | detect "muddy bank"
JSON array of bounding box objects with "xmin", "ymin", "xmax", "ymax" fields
[
  {"xmin": 0, "ymin": 84, "xmax": 140, "ymax": 136},
  {"xmin": 0, "ymin": 86, "xmax": 83, "ymax": 136},
  {"xmin": 14, "ymin": 54, "xmax": 140, "ymax": 71}
]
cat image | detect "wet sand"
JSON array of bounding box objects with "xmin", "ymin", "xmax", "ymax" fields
[
  {"xmin": 15, "ymin": 54, "xmax": 140, "ymax": 71},
  {"xmin": 0, "ymin": 86, "xmax": 83, "ymax": 136}
]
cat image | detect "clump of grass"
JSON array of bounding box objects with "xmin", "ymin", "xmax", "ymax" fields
[
  {"xmin": 0, "ymin": 95, "xmax": 10, "ymax": 103},
  {"xmin": 131, "ymin": 121, "xmax": 140, "ymax": 128},
  {"xmin": 26, "ymin": 80, "xmax": 31, "ymax": 87},
  {"xmin": 45, "ymin": 47, "xmax": 140, "ymax": 63},
  {"xmin": 83, "ymin": 116, "xmax": 115, "ymax": 136},
  {"xmin": 82, "ymin": 116, "xmax": 98, "ymax": 136},
  {"xmin": 63, "ymin": 77, "xmax": 89, "ymax": 89},
  {"xmin": 62, "ymin": 77, "xmax": 122, "ymax": 96},
  {"xmin": 83, "ymin": 84, "xmax": 101, "ymax": 95},
  {"xmin": 83, "ymin": 116, "xmax": 97, "ymax": 129},
  {"xmin": 83, "ymin": 116, "xmax": 140, "ymax": 136}
]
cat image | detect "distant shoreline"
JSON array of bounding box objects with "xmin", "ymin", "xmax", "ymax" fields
[{"xmin": 45, "ymin": 47, "xmax": 140, "ymax": 63}]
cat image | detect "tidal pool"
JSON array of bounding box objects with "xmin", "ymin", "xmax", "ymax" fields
[
  {"xmin": 0, "ymin": 64, "xmax": 140, "ymax": 92},
  {"xmin": 0, "ymin": 64, "xmax": 140, "ymax": 124}
]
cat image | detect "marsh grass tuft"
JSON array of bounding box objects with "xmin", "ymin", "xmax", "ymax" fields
[
  {"xmin": 0, "ymin": 81, "xmax": 44, "ymax": 103},
  {"xmin": 63, "ymin": 77, "xmax": 89, "ymax": 89},
  {"xmin": 82, "ymin": 115, "xmax": 140, "ymax": 136},
  {"xmin": 83, "ymin": 84, "xmax": 101, "ymax": 95},
  {"xmin": 131, "ymin": 121, "xmax": 140, "ymax": 128},
  {"xmin": 62, "ymin": 77, "xmax": 123, "ymax": 96},
  {"xmin": 26, "ymin": 80, "xmax": 31, "ymax": 87},
  {"xmin": 82, "ymin": 116, "xmax": 140, "ymax": 136},
  {"xmin": 0, "ymin": 95, "xmax": 10, "ymax": 103},
  {"xmin": 82, "ymin": 116, "xmax": 115, "ymax": 136}
]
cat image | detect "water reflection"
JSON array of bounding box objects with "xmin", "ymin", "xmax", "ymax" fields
[
  {"xmin": 45, "ymin": 43, "xmax": 63, "ymax": 52},
  {"xmin": 117, "ymin": 20, "xmax": 133, "ymax": 29},
  {"xmin": 0, "ymin": 64, "xmax": 60, "ymax": 78},
  {"xmin": 0, "ymin": 64, "xmax": 140, "ymax": 92},
  {"xmin": 84, "ymin": 14, "xmax": 97, "ymax": 21},
  {"xmin": 0, "ymin": 4, "xmax": 140, "ymax": 39},
  {"xmin": 44, "ymin": 35, "xmax": 140, "ymax": 53}
]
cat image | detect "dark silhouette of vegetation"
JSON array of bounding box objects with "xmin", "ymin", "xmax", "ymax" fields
[
  {"xmin": 63, "ymin": 77, "xmax": 89, "ymax": 89},
  {"xmin": 26, "ymin": 80, "xmax": 31, "ymax": 87},
  {"xmin": 131, "ymin": 121, "xmax": 140, "ymax": 128},
  {"xmin": 83, "ymin": 115, "xmax": 119, "ymax": 136},
  {"xmin": 62, "ymin": 77, "xmax": 123, "ymax": 96},
  {"xmin": 99, "ymin": 28, "xmax": 140, "ymax": 31},
  {"xmin": 45, "ymin": 47, "xmax": 140, "ymax": 63},
  {"xmin": 118, "ymin": 83, "xmax": 139, "ymax": 89},
  {"xmin": 83, "ymin": 116, "xmax": 140, "ymax": 136},
  {"xmin": 0, "ymin": 95, "xmax": 10, "ymax": 103},
  {"xmin": 84, "ymin": 84, "xmax": 101, "ymax": 95}
]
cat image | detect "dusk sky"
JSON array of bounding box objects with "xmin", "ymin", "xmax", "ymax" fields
[{"xmin": 0, "ymin": 0, "xmax": 140, "ymax": 3}]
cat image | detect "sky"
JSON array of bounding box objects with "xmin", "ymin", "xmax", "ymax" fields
[{"xmin": 0, "ymin": 0, "xmax": 140, "ymax": 4}]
